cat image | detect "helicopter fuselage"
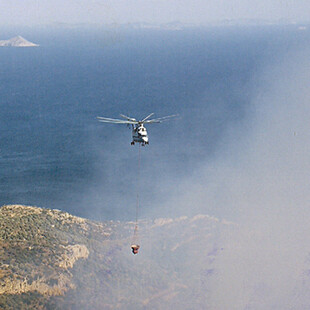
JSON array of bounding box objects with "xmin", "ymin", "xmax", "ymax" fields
[{"xmin": 131, "ymin": 124, "xmax": 149, "ymax": 145}]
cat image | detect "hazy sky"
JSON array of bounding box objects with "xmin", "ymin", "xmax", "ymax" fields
[{"xmin": 1, "ymin": 0, "xmax": 310, "ymax": 26}]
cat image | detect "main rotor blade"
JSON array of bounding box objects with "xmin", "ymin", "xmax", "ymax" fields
[
  {"xmin": 141, "ymin": 113, "xmax": 154, "ymax": 122},
  {"xmin": 97, "ymin": 116, "xmax": 137, "ymax": 124},
  {"xmin": 144, "ymin": 114, "xmax": 178, "ymax": 123},
  {"xmin": 120, "ymin": 114, "xmax": 137, "ymax": 122}
]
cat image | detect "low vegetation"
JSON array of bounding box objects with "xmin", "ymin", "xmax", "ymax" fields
[{"xmin": 0, "ymin": 205, "xmax": 230, "ymax": 309}]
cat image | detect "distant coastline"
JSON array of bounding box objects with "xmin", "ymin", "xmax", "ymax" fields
[{"xmin": 0, "ymin": 35, "xmax": 39, "ymax": 47}]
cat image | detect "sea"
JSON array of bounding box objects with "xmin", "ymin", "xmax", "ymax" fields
[{"xmin": 0, "ymin": 24, "xmax": 309, "ymax": 221}]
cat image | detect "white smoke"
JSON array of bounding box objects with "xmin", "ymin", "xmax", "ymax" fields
[
  {"xmin": 66, "ymin": 31, "xmax": 310, "ymax": 309},
  {"xmin": 157, "ymin": 46, "xmax": 310, "ymax": 309}
]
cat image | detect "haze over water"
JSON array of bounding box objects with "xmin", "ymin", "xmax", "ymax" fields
[
  {"xmin": 2, "ymin": 23, "xmax": 310, "ymax": 309},
  {"xmin": 0, "ymin": 25, "xmax": 309, "ymax": 221}
]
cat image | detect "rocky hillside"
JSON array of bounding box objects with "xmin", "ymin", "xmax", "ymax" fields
[{"xmin": 0, "ymin": 205, "xmax": 235, "ymax": 309}]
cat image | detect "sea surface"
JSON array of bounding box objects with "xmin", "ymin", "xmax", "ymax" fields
[{"xmin": 0, "ymin": 25, "xmax": 309, "ymax": 220}]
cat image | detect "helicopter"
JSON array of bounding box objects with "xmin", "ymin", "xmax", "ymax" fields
[{"xmin": 97, "ymin": 113, "xmax": 177, "ymax": 145}]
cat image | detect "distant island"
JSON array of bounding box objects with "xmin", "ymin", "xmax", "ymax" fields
[{"xmin": 0, "ymin": 35, "xmax": 39, "ymax": 47}]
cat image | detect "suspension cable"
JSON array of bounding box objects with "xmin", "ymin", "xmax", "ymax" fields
[
  {"xmin": 135, "ymin": 143, "xmax": 141, "ymax": 226},
  {"xmin": 131, "ymin": 143, "xmax": 141, "ymax": 254}
]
